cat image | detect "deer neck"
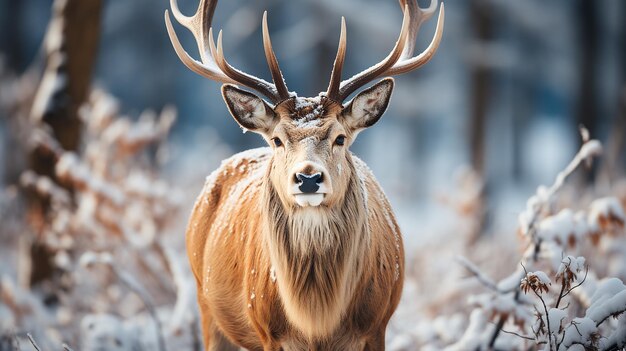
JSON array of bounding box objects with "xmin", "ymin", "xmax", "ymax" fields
[{"xmin": 261, "ymin": 156, "xmax": 370, "ymax": 339}]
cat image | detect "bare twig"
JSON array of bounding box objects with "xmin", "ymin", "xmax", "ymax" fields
[
  {"xmin": 81, "ymin": 252, "xmax": 167, "ymax": 351},
  {"xmin": 561, "ymin": 266, "xmax": 589, "ymax": 300},
  {"xmin": 113, "ymin": 267, "xmax": 167, "ymax": 351},
  {"xmin": 14, "ymin": 333, "xmax": 21, "ymax": 351},
  {"xmin": 520, "ymin": 262, "xmax": 529, "ymax": 276},
  {"xmin": 554, "ymin": 273, "xmax": 567, "ymax": 309},
  {"xmin": 26, "ymin": 334, "xmax": 42, "ymax": 351},
  {"xmin": 595, "ymin": 307, "xmax": 626, "ymax": 328},
  {"xmin": 499, "ymin": 328, "xmax": 535, "ymax": 341},
  {"xmin": 488, "ymin": 288, "xmax": 522, "ymax": 348},
  {"xmin": 25, "ymin": 333, "xmax": 77, "ymax": 351},
  {"xmin": 544, "ymin": 139, "xmax": 602, "ymax": 204},
  {"xmin": 520, "ymin": 137, "xmax": 602, "ymax": 239},
  {"xmin": 571, "ymin": 320, "xmax": 583, "ymax": 338},
  {"xmin": 532, "ymin": 289, "xmax": 554, "ymax": 351},
  {"xmin": 558, "ymin": 327, "xmax": 566, "ymax": 349},
  {"xmin": 455, "ymin": 255, "xmax": 499, "ymax": 292}
]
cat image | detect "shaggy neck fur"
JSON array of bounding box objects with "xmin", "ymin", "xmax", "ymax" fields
[{"xmin": 262, "ymin": 155, "xmax": 370, "ymax": 340}]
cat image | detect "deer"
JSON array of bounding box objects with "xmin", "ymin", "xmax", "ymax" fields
[{"xmin": 164, "ymin": 0, "xmax": 444, "ymax": 349}]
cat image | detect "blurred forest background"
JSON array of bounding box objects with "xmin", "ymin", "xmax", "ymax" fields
[{"xmin": 1, "ymin": 0, "xmax": 626, "ymax": 350}]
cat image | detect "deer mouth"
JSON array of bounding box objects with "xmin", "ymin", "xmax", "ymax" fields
[
  {"xmin": 294, "ymin": 193, "xmax": 325, "ymax": 207},
  {"xmin": 291, "ymin": 178, "xmax": 329, "ymax": 207}
]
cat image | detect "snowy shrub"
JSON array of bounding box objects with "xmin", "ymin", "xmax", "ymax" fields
[
  {"xmin": 1, "ymin": 89, "xmax": 203, "ymax": 350},
  {"xmin": 411, "ymin": 136, "xmax": 626, "ymax": 351}
]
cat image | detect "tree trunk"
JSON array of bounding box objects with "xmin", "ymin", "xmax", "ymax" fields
[
  {"xmin": 31, "ymin": 0, "xmax": 102, "ymax": 154},
  {"xmin": 598, "ymin": 0, "xmax": 626, "ymax": 183},
  {"xmin": 466, "ymin": 0, "xmax": 493, "ymax": 243},
  {"xmin": 576, "ymin": 1, "xmax": 598, "ymax": 183},
  {"xmin": 27, "ymin": 0, "xmax": 102, "ymax": 288},
  {"xmin": 468, "ymin": 0, "xmax": 493, "ymax": 177}
]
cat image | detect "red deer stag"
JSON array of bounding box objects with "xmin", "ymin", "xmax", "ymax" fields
[{"xmin": 165, "ymin": 0, "xmax": 444, "ymax": 349}]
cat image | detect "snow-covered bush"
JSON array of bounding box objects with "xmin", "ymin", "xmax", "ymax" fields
[
  {"xmin": 406, "ymin": 136, "xmax": 626, "ymax": 351},
  {"xmin": 1, "ymin": 89, "xmax": 204, "ymax": 350}
]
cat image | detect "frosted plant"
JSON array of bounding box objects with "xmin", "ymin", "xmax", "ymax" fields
[
  {"xmin": 441, "ymin": 135, "xmax": 626, "ymax": 351},
  {"xmin": 3, "ymin": 89, "xmax": 202, "ymax": 350}
]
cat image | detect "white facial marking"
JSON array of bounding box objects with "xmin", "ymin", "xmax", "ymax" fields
[{"xmin": 294, "ymin": 194, "xmax": 324, "ymax": 207}]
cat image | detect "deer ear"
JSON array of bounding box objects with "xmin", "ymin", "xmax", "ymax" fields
[
  {"xmin": 341, "ymin": 78, "xmax": 394, "ymax": 131},
  {"xmin": 222, "ymin": 84, "xmax": 277, "ymax": 134}
]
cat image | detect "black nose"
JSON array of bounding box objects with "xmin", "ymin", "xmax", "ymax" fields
[{"xmin": 296, "ymin": 173, "xmax": 322, "ymax": 194}]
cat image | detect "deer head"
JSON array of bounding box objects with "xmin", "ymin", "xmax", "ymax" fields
[{"xmin": 165, "ymin": 0, "xmax": 444, "ymax": 209}]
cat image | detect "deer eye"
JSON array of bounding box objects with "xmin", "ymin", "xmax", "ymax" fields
[
  {"xmin": 334, "ymin": 135, "xmax": 346, "ymax": 146},
  {"xmin": 272, "ymin": 137, "xmax": 283, "ymax": 147}
]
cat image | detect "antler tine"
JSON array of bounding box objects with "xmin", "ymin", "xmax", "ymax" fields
[
  {"xmin": 398, "ymin": 0, "xmax": 438, "ymax": 60},
  {"xmin": 214, "ymin": 31, "xmax": 283, "ymax": 103},
  {"xmin": 325, "ymin": 17, "xmax": 347, "ymax": 103},
  {"xmin": 165, "ymin": 11, "xmax": 235, "ymax": 83},
  {"xmin": 262, "ymin": 12, "xmax": 290, "ymax": 101},
  {"xmin": 337, "ymin": 5, "xmax": 410, "ymax": 101},
  {"xmin": 169, "ymin": 0, "xmax": 215, "ymax": 62},
  {"xmin": 208, "ymin": 27, "xmax": 218, "ymax": 61},
  {"xmin": 169, "ymin": 0, "xmax": 193, "ymax": 29},
  {"xmin": 166, "ymin": 0, "xmax": 289, "ymax": 103},
  {"xmin": 387, "ymin": 3, "xmax": 444, "ymax": 76},
  {"xmin": 165, "ymin": 0, "xmax": 235, "ymax": 83}
]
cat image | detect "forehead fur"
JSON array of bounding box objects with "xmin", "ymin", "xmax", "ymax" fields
[
  {"xmin": 273, "ymin": 96, "xmax": 344, "ymax": 141},
  {"xmin": 275, "ymin": 97, "xmax": 343, "ymax": 126}
]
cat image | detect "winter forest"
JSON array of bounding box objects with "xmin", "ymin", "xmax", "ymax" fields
[{"xmin": 1, "ymin": 0, "xmax": 626, "ymax": 350}]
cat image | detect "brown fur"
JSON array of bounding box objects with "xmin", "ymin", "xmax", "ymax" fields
[{"xmin": 187, "ymin": 90, "xmax": 404, "ymax": 350}]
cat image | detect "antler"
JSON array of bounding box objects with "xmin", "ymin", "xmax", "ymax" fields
[
  {"xmin": 164, "ymin": 0, "xmax": 291, "ymax": 104},
  {"xmin": 327, "ymin": 0, "xmax": 445, "ymax": 102},
  {"xmin": 387, "ymin": 0, "xmax": 444, "ymax": 76},
  {"xmin": 326, "ymin": 17, "xmax": 347, "ymax": 103}
]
